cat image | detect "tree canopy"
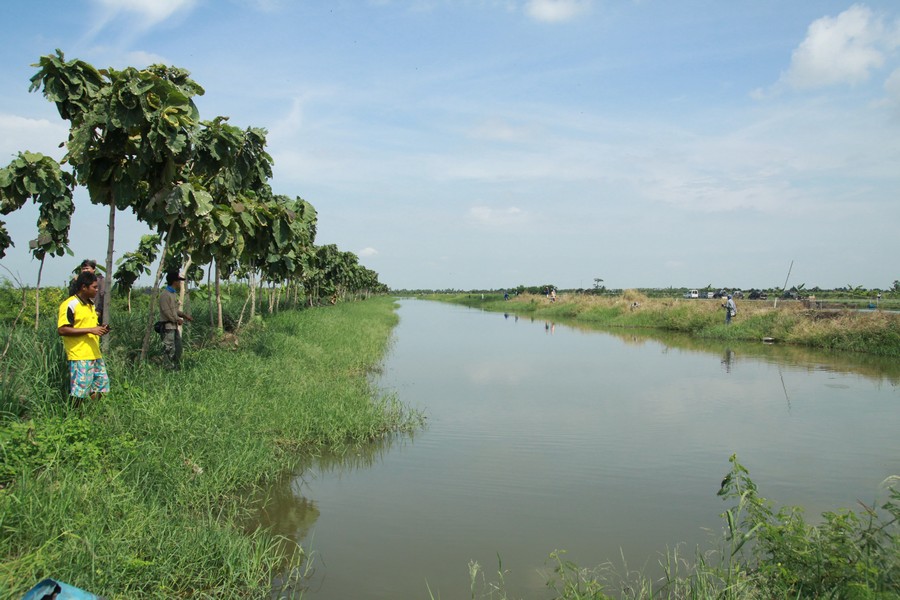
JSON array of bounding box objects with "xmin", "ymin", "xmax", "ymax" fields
[{"xmin": 3, "ymin": 50, "xmax": 387, "ymax": 349}]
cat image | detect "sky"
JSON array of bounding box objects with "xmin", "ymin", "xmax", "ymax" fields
[{"xmin": 1, "ymin": 0, "xmax": 899, "ymax": 291}]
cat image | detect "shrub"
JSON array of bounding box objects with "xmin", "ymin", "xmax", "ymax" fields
[{"xmin": 718, "ymin": 455, "xmax": 900, "ymax": 597}]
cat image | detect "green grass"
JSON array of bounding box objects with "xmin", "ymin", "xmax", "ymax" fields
[
  {"xmin": 0, "ymin": 295, "xmax": 421, "ymax": 598},
  {"xmin": 425, "ymin": 292, "xmax": 900, "ymax": 357},
  {"xmin": 3, "ymin": 291, "xmax": 898, "ymax": 598}
]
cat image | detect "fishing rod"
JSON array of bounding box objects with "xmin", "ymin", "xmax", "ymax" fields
[{"xmin": 774, "ymin": 260, "xmax": 793, "ymax": 309}]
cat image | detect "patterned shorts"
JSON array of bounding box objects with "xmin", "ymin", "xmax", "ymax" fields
[{"xmin": 69, "ymin": 358, "xmax": 110, "ymax": 398}]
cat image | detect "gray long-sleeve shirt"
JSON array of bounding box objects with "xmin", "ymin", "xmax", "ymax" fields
[{"xmin": 159, "ymin": 287, "xmax": 186, "ymax": 330}]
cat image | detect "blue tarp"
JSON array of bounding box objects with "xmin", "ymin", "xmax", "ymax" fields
[{"xmin": 22, "ymin": 578, "xmax": 101, "ymax": 600}]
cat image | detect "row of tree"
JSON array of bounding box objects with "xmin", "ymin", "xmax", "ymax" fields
[{"xmin": 0, "ymin": 50, "xmax": 386, "ymax": 355}]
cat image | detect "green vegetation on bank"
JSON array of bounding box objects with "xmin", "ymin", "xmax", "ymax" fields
[
  {"xmin": 3, "ymin": 291, "xmax": 899, "ymax": 599},
  {"xmin": 425, "ymin": 292, "xmax": 900, "ymax": 357},
  {"xmin": 0, "ymin": 295, "xmax": 421, "ymax": 598},
  {"xmin": 462, "ymin": 456, "xmax": 900, "ymax": 600}
]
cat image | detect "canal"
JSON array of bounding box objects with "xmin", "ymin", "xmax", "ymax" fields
[{"xmin": 265, "ymin": 298, "xmax": 900, "ymax": 599}]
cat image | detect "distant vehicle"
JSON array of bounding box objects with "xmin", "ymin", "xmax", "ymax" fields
[
  {"xmin": 683, "ymin": 289, "xmax": 699, "ymax": 299},
  {"xmin": 732, "ymin": 290, "xmax": 744, "ymax": 299},
  {"xmin": 706, "ymin": 291, "xmax": 715, "ymax": 299},
  {"xmin": 748, "ymin": 289, "xmax": 768, "ymax": 300}
]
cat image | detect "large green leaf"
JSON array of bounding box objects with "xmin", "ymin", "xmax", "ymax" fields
[{"xmin": 192, "ymin": 189, "xmax": 214, "ymax": 217}]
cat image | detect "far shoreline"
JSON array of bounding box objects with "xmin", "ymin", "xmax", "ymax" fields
[{"xmin": 421, "ymin": 291, "xmax": 900, "ymax": 358}]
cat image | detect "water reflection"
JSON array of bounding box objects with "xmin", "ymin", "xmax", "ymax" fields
[
  {"xmin": 721, "ymin": 348, "xmax": 735, "ymax": 374},
  {"xmin": 257, "ymin": 300, "xmax": 899, "ymax": 600},
  {"xmin": 489, "ymin": 307, "xmax": 900, "ymax": 386},
  {"xmin": 256, "ymin": 432, "xmax": 417, "ymax": 546}
]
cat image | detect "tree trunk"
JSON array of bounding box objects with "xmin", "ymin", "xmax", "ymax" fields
[
  {"xmin": 207, "ymin": 263, "xmax": 214, "ymax": 329},
  {"xmin": 179, "ymin": 255, "xmax": 192, "ymax": 308},
  {"xmin": 249, "ymin": 267, "xmax": 257, "ymax": 321},
  {"xmin": 139, "ymin": 233, "xmax": 172, "ymax": 362},
  {"xmin": 102, "ymin": 201, "xmax": 116, "ymax": 352},
  {"xmin": 127, "ymin": 289, "xmax": 132, "ymax": 313},
  {"xmin": 215, "ymin": 260, "xmax": 223, "ymax": 331},
  {"xmin": 34, "ymin": 257, "xmax": 45, "ymax": 330},
  {"xmin": 236, "ymin": 273, "xmax": 251, "ymax": 330},
  {"xmin": 256, "ymin": 276, "xmax": 264, "ymax": 316}
]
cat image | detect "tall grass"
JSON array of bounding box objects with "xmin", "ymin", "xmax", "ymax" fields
[
  {"xmin": 427, "ymin": 292, "xmax": 900, "ymax": 357},
  {"xmin": 0, "ymin": 295, "xmax": 421, "ymax": 598},
  {"xmin": 0, "ymin": 322, "xmax": 68, "ymax": 418}
]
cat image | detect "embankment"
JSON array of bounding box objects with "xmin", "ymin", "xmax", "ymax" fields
[
  {"xmin": 0, "ymin": 296, "xmax": 419, "ymax": 598},
  {"xmin": 425, "ymin": 292, "xmax": 900, "ymax": 357}
]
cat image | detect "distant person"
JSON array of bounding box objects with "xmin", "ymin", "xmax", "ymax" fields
[
  {"xmin": 159, "ymin": 270, "xmax": 193, "ymax": 370},
  {"xmin": 723, "ymin": 294, "xmax": 736, "ymax": 325},
  {"xmin": 550, "ymin": 289, "xmax": 557, "ymax": 302},
  {"xmin": 68, "ymin": 259, "xmax": 106, "ymax": 322},
  {"xmin": 57, "ymin": 270, "xmax": 110, "ymax": 406}
]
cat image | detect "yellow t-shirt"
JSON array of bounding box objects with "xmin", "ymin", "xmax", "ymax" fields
[{"xmin": 57, "ymin": 295, "xmax": 102, "ymax": 360}]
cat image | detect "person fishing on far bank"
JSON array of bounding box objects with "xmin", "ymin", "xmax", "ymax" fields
[
  {"xmin": 57, "ymin": 270, "xmax": 110, "ymax": 406},
  {"xmin": 159, "ymin": 270, "xmax": 193, "ymax": 370},
  {"xmin": 722, "ymin": 294, "xmax": 737, "ymax": 325}
]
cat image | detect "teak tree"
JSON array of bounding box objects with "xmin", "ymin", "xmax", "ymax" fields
[
  {"xmin": 113, "ymin": 233, "xmax": 161, "ymax": 312},
  {"xmin": 0, "ymin": 151, "xmax": 75, "ymax": 327},
  {"xmin": 30, "ymin": 50, "xmax": 204, "ymax": 338}
]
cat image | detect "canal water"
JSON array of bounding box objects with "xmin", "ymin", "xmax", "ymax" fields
[{"xmin": 266, "ymin": 299, "xmax": 900, "ymax": 599}]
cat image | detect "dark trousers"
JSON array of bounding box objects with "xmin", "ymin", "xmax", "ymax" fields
[{"xmin": 163, "ymin": 328, "xmax": 183, "ymax": 368}]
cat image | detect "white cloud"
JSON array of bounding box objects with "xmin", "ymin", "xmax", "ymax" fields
[
  {"xmin": 84, "ymin": 0, "xmax": 198, "ymax": 42},
  {"xmin": 468, "ymin": 118, "xmax": 530, "ymax": 142},
  {"xmin": 646, "ymin": 174, "xmax": 806, "ymax": 215},
  {"xmin": 123, "ymin": 50, "xmax": 171, "ymax": 67},
  {"xmin": 91, "ymin": 0, "xmax": 198, "ymax": 27},
  {"xmin": 781, "ymin": 5, "xmax": 893, "ymax": 90},
  {"xmin": 359, "ymin": 247, "xmax": 379, "ymax": 257},
  {"xmin": 467, "ymin": 360, "xmax": 528, "ymax": 385},
  {"xmin": 238, "ymin": 0, "xmax": 287, "ymax": 11},
  {"xmin": 0, "ymin": 114, "xmax": 68, "ymax": 161},
  {"xmin": 524, "ymin": 0, "xmax": 591, "ymax": 23},
  {"xmin": 885, "ymin": 67, "xmax": 900, "ymax": 106},
  {"xmin": 468, "ymin": 206, "xmax": 526, "ymax": 226}
]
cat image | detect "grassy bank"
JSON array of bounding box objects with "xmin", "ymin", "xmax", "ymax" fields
[
  {"xmin": 0, "ymin": 296, "xmax": 421, "ymax": 598},
  {"xmin": 3, "ymin": 293, "xmax": 898, "ymax": 598},
  {"xmin": 426, "ymin": 292, "xmax": 900, "ymax": 357}
]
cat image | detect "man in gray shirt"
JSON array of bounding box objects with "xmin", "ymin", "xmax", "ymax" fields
[
  {"xmin": 723, "ymin": 295, "xmax": 737, "ymax": 325},
  {"xmin": 159, "ymin": 270, "xmax": 193, "ymax": 369}
]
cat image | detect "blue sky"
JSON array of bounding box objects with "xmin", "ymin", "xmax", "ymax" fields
[{"xmin": 1, "ymin": 0, "xmax": 899, "ymax": 291}]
